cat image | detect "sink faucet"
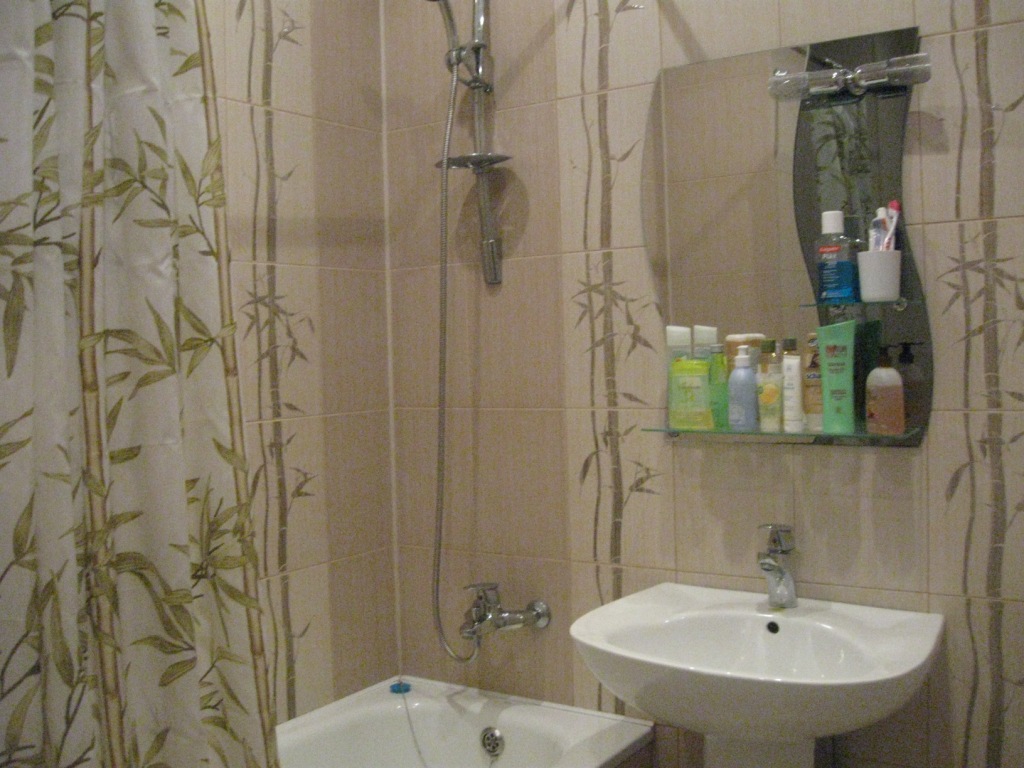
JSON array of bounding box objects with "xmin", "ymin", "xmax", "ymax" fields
[
  {"xmin": 758, "ymin": 523, "xmax": 797, "ymax": 609},
  {"xmin": 460, "ymin": 582, "xmax": 551, "ymax": 640}
]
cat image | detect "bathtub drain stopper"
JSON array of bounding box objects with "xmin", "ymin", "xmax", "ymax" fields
[{"xmin": 480, "ymin": 727, "xmax": 505, "ymax": 757}]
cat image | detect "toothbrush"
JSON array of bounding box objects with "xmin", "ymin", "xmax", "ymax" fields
[
  {"xmin": 882, "ymin": 199, "xmax": 900, "ymax": 250},
  {"xmin": 869, "ymin": 207, "xmax": 888, "ymax": 251}
]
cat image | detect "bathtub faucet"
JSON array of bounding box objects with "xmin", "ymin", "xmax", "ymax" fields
[{"xmin": 460, "ymin": 582, "xmax": 551, "ymax": 640}]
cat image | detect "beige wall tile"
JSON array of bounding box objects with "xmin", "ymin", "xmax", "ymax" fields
[
  {"xmin": 923, "ymin": 219, "xmax": 1024, "ymax": 413},
  {"xmin": 491, "ymin": 102, "xmax": 562, "ymax": 262},
  {"xmin": 917, "ymin": 25, "xmax": 1024, "ymax": 223},
  {"xmin": 490, "ymin": 0, "xmax": 557, "ymax": 109},
  {"xmin": 324, "ymin": 411, "xmax": 393, "ymax": 560},
  {"xmin": 226, "ymin": 0, "xmax": 316, "ymax": 111},
  {"xmin": 662, "ymin": 65, "xmax": 774, "ymax": 183},
  {"xmin": 659, "ymin": 0, "xmax": 780, "ymax": 70},
  {"xmin": 319, "ymin": 268, "xmax": 389, "ymax": 415},
  {"xmin": 779, "ymin": 1, "xmax": 915, "ymax": 47},
  {"xmin": 562, "ymin": 249, "xmax": 664, "ymax": 412},
  {"xmin": 928, "ymin": 595, "xmax": 1024, "ymax": 768},
  {"xmin": 246, "ymin": 416, "xmax": 329, "ymax": 577},
  {"xmin": 565, "ymin": 409, "xmax": 675, "ymax": 569},
  {"xmin": 233, "ymin": 262, "xmax": 323, "ymax": 421},
  {"xmin": 225, "ymin": 103, "xmax": 383, "ymax": 270},
  {"xmin": 558, "ymin": 86, "xmax": 654, "ymax": 253},
  {"xmin": 927, "ymin": 411, "xmax": 1024, "ymax": 600},
  {"xmin": 310, "ymin": 0, "xmax": 382, "ymax": 129},
  {"xmin": 387, "ymin": 123, "xmax": 477, "ymax": 271},
  {"xmin": 473, "ymin": 255, "xmax": 564, "ymax": 408},
  {"xmin": 672, "ymin": 442, "xmax": 796, "ymax": 577},
  {"xmin": 395, "ymin": 407, "xmax": 568, "ymax": 561},
  {"xmin": 391, "ymin": 257, "xmax": 564, "ymax": 411},
  {"xmin": 225, "ymin": 0, "xmax": 379, "ymax": 126},
  {"xmin": 260, "ymin": 563, "xmax": 336, "ymax": 721},
  {"xmin": 329, "ymin": 549, "xmax": 399, "ymax": 698},
  {"xmin": 393, "ymin": 407, "xmax": 446, "ymax": 549},
  {"xmin": 916, "ymin": 0, "xmax": 1024, "ymax": 35},
  {"xmin": 792, "ymin": 445, "xmax": 928, "ymax": 592},
  {"xmin": 556, "ymin": 0, "xmax": 662, "ymax": 97},
  {"xmin": 390, "ymin": 266, "xmax": 442, "ymax": 408},
  {"xmin": 472, "ymin": 408, "xmax": 569, "ymax": 560}
]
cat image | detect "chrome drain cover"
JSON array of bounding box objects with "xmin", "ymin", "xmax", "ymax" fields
[{"xmin": 481, "ymin": 726, "xmax": 505, "ymax": 757}]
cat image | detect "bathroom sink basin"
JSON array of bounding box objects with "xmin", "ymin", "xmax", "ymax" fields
[{"xmin": 569, "ymin": 583, "xmax": 944, "ymax": 741}]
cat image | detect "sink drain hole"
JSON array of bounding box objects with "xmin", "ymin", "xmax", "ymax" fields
[
  {"xmin": 481, "ymin": 727, "xmax": 505, "ymax": 757},
  {"xmin": 766, "ymin": 621, "xmax": 780, "ymax": 634}
]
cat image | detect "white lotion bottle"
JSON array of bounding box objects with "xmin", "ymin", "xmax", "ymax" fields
[
  {"xmin": 782, "ymin": 337, "xmax": 804, "ymax": 433},
  {"xmin": 728, "ymin": 345, "xmax": 759, "ymax": 432}
]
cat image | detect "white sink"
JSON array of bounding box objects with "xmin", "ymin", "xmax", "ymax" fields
[{"xmin": 570, "ymin": 583, "xmax": 944, "ymax": 768}]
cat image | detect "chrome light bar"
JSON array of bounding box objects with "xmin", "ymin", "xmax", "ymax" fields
[{"xmin": 769, "ymin": 52, "xmax": 931, "ymax": 100}]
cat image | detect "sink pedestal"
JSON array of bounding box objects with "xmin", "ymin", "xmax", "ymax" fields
[{"xmin": 705, "ymin": 735, "xmax": 813, "ymax": 768}]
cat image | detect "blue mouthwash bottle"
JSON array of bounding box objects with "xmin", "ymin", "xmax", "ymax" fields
[{"xmin": 817, "ymin": 210, "xmax": 859, "ymax": 304}]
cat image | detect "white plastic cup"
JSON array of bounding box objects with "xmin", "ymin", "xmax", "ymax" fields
[{"xmin": 858, "ymin": 250, "xmax": 901, "ymax": 302}]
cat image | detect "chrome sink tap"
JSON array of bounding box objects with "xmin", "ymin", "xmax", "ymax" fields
[
  {"xmin": 758, "ymin": 523, "xmax": 797, "ymax": 609},
  {"xmin": 459, "ymin": 582, "xmax": 551, "ymax": 640}
]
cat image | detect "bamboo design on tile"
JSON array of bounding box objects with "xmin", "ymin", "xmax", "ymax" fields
[
  {"xmin": 194, "ymin": 2, "xmax": 279, "ymax": 761},
  {"xmin": 234, "ymin": 0, "xmax": 314, "ymax": 722},
  {"xmin": 568, "ymin": 0, "xmax": 657, "ymax": 715},
  {"xmin": 940, "ymin": 4, "xmax": 1024, "ymax": 765}
]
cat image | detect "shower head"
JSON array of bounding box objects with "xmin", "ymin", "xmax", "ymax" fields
[{"xmin": 426, "ymin": 0, "xmax": 461, "ymax": 55}]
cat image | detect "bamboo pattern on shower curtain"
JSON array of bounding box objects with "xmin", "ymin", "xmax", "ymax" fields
[
  {"xmin": 232, "ymin": 0, "xmax": 316, "ymax": 722},
  {"xmin": 940, "ymin": 3, "xmax": 1024, "ymax": 765},
  {"xmin": 0, "ymin": 1, "xmax": 277, "ymax": 765},
  {"xmin": 567, "ymin": 0, "xmax": 659, "ymax": 715}
]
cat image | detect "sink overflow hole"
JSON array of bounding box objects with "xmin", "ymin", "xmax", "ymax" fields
[
  {"xmin": 481, "ymin": 727, "xmax": 505, "ymax": 757},
  {"xmin": 766, "ymin": 621, "xmax": 780, "ymax": 634}
]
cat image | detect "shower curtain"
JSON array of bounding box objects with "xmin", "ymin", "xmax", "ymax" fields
[{"xmin": 0, "ymin": 2, "xmax": 278, "ymax": 766}]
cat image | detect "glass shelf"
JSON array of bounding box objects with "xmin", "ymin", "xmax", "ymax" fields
[
  {"xmin": 643, "ymin": 425, "xmax": 923, "ymax": 447},
  {"xmin": 800, "ymin": 298, "xmax": 919, "ymax": 310}
]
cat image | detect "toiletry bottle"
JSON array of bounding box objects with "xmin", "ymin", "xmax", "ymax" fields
[
  {"xmin": 725, "ymin": 333, "xmax": 765, "ymax": 375},
  {"xmin": 817, "ymin": 210, "xmax": 859, "ymax": 304},
  {"xmin": 693, "ymin": 325, "xmax": 718, "ymax": 360},
  {"xmin": 665, "ymin": 326, "xmax": 692, "ymax": 423},
  {"xmin": 666, "ymin": 326, "xmax": 692, "ymax": 365},
  {"xmin": 728, "ymin": 345, "xmax": 759, "ymax": 432},
  {"xmin": 866, "ymin": 348, "xmax": 905, "ymax": 435},
  {"xmin": 757, "ymin": 339, "xmax": 783, "ymax": 432},
  {"xmin": 896, "ymin": 342, "xmax": 925, "ymax": 429},
  {"xmin": 818, "ymin": 319, "xmax": 857, "ymax": 435},
  {"xmin": 708, "ymin": 343, "xmax": 729, "ymax": 430},
  {"xmin": 802, "ymin": 333, "xmax": 823, "ymax": 433},
  {"xmin": 668, "ymin": 356, "xmax": 714, "ymax": 431},
  {"xmin": 782, "ymin": 337, "xmax": 804, "ymax": 433}
]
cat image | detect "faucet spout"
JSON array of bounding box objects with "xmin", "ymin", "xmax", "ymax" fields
[
  {"xmin": 757, "ymin": 523, "xmax": 797, "ymax": 609},
  {"xmin": 759, "ymin": 554, "xmax": 797, "ymax": 609}
]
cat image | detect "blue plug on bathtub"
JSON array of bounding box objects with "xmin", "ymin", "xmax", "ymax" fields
[{"xmin": 390, "ymin": 681, "xmax": 412, "ymax": 694}]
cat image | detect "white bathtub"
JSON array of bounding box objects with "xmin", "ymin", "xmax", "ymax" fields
[{"xmin": 277, "ymin": 676, "xmax": 653, "ymax": 768}]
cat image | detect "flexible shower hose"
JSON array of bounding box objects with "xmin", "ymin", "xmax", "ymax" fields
[{"xmin": 431, "ymin": 59, "xmax": 480, "ymax": 665}]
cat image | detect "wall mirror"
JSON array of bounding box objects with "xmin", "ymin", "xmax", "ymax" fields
[{"xmin": 644, "ymin": 28, "xmax": 933, "ymax": 447}]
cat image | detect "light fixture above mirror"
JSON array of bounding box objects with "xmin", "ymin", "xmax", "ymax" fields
[{"xmin": 768, "ymin": 52, "xmax": 931, "ymax": 100}]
